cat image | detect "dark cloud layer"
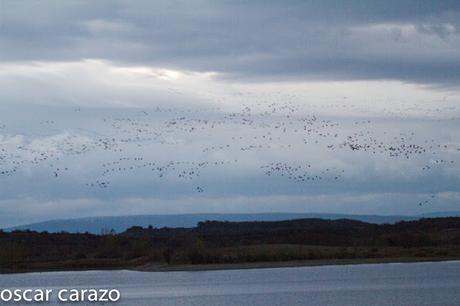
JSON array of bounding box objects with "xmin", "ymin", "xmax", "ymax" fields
[{"xmin": 1, "ymin": 0, "xmax": 459, "ymax": 85}]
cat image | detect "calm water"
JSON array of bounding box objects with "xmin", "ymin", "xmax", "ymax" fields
[{"xmin": 1, "ymin": 261, "xmax": 460, "ymax": 305}]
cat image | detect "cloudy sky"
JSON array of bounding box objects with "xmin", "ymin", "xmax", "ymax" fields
[{"xmin": 1, "ymin": 0, "xmax": 460, "ymax": 227}]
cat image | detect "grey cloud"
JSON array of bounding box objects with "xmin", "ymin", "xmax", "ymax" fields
[{"xmin": 1, "ymin": 1, "xmax": 460, "ymax": 85}]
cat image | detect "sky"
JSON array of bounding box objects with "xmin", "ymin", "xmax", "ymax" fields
[{"xmin": 0, "ymin": 0, "xmax": 460, "ymax": 227}]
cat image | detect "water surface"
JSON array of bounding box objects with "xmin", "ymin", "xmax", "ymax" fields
[{"xmin": 1, "ymin": 261, "xmax": 460, "ymax": 305}]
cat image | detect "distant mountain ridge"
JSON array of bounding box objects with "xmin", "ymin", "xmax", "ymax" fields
[{"xmin": 6, "ymin": 211, "xmax": 460, "ymax": 234}]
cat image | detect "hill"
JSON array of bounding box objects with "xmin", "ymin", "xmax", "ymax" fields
[
  {"xmin": 2, "ymin": 217, "xmax": 460, "ymax": 273},
  {"xmin": 6, "ymin": 211, "xmax": 460, "ymax": 234}
]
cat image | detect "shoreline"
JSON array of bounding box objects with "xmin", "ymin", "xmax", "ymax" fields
[
  {"xmin": 2, "ymin": 257, "xmax": 459, "ymax": 275},
  {"xmin": 134, "ymin": 257, "xmax": 460, "ymax": 272}
]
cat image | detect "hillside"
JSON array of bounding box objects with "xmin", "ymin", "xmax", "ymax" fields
[
  {"xmin": 7, "ymin": 211, "xmax": 460, "ymax": 234},
  {"xmin": 2, "ymin": 217, "xmax": 460, "ymax": 273}
]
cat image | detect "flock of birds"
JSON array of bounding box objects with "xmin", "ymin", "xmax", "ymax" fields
[
  {"xmin": 261, "ymin": 162, "xmax": 345, "ymax": 183},
  {"xmin": 0, "ymin": 98, "xmax": 459, "ymax": 209}
]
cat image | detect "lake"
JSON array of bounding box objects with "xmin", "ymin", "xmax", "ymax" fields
[{"xmin": 1, "ymin": 261, "xmax": 460, "ymax": 305}]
